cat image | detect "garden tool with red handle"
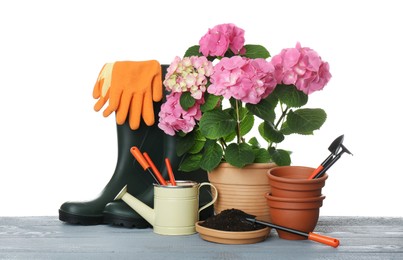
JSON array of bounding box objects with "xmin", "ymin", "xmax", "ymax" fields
[
  {"xmin": 246, "ymin": 217, "xmax": 340, "ymax": 248},
  {"xmin": 308, "ymin": 135, "xmax": 344, "ymax": 179},
  {"xmin": 312, "ymin": 143, "xmax": 353, "ymax": 179}
]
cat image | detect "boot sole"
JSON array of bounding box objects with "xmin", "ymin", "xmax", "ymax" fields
[
  {"xmin": 103, "ymin": 213, "xmax": 151, "ymax": 229},
  {"xmin": 59, "ymin": 209, "xmax": 104, "ymax": 225}
]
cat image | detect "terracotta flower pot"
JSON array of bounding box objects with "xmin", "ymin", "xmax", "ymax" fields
[
  {"xmin": 267, "ymin": 166, "xmax": 328, "ymax": 198},
  {"xmin": 265, "ymin": 193, "xmax": 325, "ymax": 240},
  {"xmin": 208, "ymin": 163, "xmax": 276, "ymax": 222}
]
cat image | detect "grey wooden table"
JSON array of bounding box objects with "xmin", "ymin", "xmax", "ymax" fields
[{"xmin": 0, "ymin": 216, "xmax": 402, "ymax": 259}]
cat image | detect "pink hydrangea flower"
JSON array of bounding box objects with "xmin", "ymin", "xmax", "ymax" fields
[
  {"xmin": 164, "ymin": 56, "xmax": 213, "ymax": 100},
  {"xmin": 208, "ymin": 56, "xmax": 277, "ymax": 104},
  {"xmin": 158, "ymin": 92, "xmax": 204, "ymax": 136},
  {"xmin": 199, "ymin": 23, "xmax": 245, "ymax": 57},
  {"xmin": 271, "ymin": 42, "xmax": 332, "ymax": 95}
]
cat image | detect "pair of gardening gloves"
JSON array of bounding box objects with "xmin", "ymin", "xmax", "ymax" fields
[{"xmin": 92, "ymin": 60, "xmax": 163, "ymax": 130}]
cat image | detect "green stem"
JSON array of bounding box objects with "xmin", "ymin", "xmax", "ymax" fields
[
  {"xmin": 219, "ymin": 138, "xmax": 227, "ymax": 149},
  {"xmin": 275, "ymin": 103, "xmax": 289, "ymax": 129},
  {"xmin": 235, "ymin": 100, "xmax": 242, "ymax": 143},
  {"xmin": 268, "ymin": 103, "xmax": 289, "ymax": 150}
]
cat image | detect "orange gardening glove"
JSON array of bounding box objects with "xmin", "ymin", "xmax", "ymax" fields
[
  {"xmin": 93, "ymin": 62, "xmax": 115, "ymax": 112},
  {"xmin": 92, "ymin": 60, "xmax": 163, "ymax": 130}
]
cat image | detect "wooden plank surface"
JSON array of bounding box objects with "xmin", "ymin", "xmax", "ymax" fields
[{"xmin": 0, "ymin": 216, "xmax": 402, "ymax": 259}]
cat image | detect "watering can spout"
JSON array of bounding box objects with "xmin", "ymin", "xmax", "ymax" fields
[{"xmin": 114, "ymin": 185, "xmax": 155, "ymax": 226}]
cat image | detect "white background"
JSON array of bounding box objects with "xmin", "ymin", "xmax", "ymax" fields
[{"xmin": 1, "ymin": 0, "xmax": 402, "ymax": 217}]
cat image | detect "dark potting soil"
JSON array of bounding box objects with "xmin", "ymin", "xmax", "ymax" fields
[{"xmin": 200, "ymin": 208, "xmax": 266, "ymax": 231}]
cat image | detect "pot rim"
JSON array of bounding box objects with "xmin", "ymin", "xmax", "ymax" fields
[
  {"xmin": 265, "ymin": 193, "xmax": 326, "ymax": 202},
  {"xmin": 214, "ymin": 162, "xmax": 277, "ymax": 170},
  {"xmin": 267, "ymin": 166, "xmax": 328, "ymax": 183},
  {"xmin": 154, "ymin": 180, "xmax": 198, "ymax": 188}
]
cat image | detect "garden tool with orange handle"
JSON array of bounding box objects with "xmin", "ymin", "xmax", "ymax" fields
[
  {"xmin": 308, "ymin": 135, "xmax": 344, "ymax": 179},
  {"xmin": 312, "ymin": 143, "xmax": 353, "ymax": 179},
  {"xmin": 143, "ymin": 152, "xmax": 167, "ymax": 186},
  {"xmin": 165, "ymin": 158, "xmax": 177, "ymax": 186},
  {"xmin": 130, "ymin": 146, "xmax": 164, "ymax": 185},
  {"xmin": 246, "ymin": 217, "xmax": 340, "ymax": 248}
]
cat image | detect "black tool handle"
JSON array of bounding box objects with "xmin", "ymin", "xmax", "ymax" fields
[
  {"xmin": 313, "ymin": 153, "xmax": 341, "ymax": 179},
  {"xmin": 246, "ymin": 218, "xmax": 308, "ymax": 237}
]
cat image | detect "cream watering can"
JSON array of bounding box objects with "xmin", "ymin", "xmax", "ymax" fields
[{"xmin": 115, "ymin": 180, "xmax": 217, "ymax": 235}]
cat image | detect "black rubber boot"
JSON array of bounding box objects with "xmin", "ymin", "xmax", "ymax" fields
[
  {"xmin": 59, "ymin": 105, "xmax": 165, "ymax": 226},
  {"xmin": 103, "ymin": 134, "xmax": 214, "ymax": 228},
  {"xmin": 59, "ymin": 65, "xmax": 170, "ymax": 226}
]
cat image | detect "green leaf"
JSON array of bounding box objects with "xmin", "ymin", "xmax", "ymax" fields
[
  {"xmin": 286, "ymin": 108, "xmax": 327, "ymax": 135},
  {"xmin": 248, "ymin": 137, "xmax": 260, "ymax": 148},
  {"xmin": 176, "ymin": 133, "xmax": 195, "ymax": 156},
  {"xmin": 246, "ymin": 95, "xmax": 277, "ymax": 122},
  {"xmin": 259, "ymin": 121, "xmax": 285, "ymax": 143},
  {"xmin": 199, "ymin": 110, "xmax": 237, "ymax": 139},
  {"xmin": 201, "ymin": 93, "xmax": 222, "ymax": 112},
  {"xmin": 239, "ymin": 108, "xmax": 254, "ymax": 136},
  {"xmin": 258, "ymin": 123, "xmax": 270, "ymax": 143},
  {"xmin": 253, "ymin": 148, "xmax": 270, "ymax": 163},
  {"xmin": 224, "ymin": 131, "xmax": 236, "ymax": 142},
  {"xmin": 179, "ymin": 154, "xmax": 203, "ymax": 172},
  {"xmin": 184, "ymin": 45, "xmax": 202, "ymax": 57},
  {"xmin": 188, "ymin": 130, "xmax": 206, "ymax": 154},
  {"xmin": 180, "ymin": 92, "xmax": 195, "ymax": 111},
  {"xmin": 200, "ymin": 141, "xmax": 223, "ymax": 172},
  {"xmin": 243, "ymin": 44, "xmax": 270, "ymax": 59},
  {"xmin": 269, "ymin": 148, "xmax": 291, "ymax": 166},
  {"xmin": 225, "ymin": 143, "xmax": 255, "ymax": 168},
  {"xmin": 279, "ymin": 121, "xmax": 293, "ymax": 135},
  {"xmin": 274, "ymin": 84, "xmax": 308, "ymax": 108}
]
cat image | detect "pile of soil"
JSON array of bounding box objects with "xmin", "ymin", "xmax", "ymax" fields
[{"xmin": 200, "ymin": 208, "xmax": 266, "ymax": 231}]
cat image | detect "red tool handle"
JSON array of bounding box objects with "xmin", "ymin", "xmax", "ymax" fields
[
  {"xmin": 308, "ymin": 165, "xmax": 323, "ymax": 179},
  {"xmin": 143, "ymin": 152, "xmax": 167, "ymax": 185},
  {"xmin": 165, "ymin": 158, "xmax": 176, "ymax": 186},
  {"xmin": 130, "ymin": 146, "xmax": 150, "ymax": 170},
  {"xmin": 308, "ymin": 232, "xmax": 340, "ymax": 248}
]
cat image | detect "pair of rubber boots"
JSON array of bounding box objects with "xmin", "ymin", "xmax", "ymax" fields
[{"xmin": 59, "ymin": 65, "xmax": 213, "ymax": 228}]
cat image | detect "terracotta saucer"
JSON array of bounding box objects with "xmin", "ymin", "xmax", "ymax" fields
[{"xmin": 195, "ymin": 221, "xmax": 270, "ymax": 245}]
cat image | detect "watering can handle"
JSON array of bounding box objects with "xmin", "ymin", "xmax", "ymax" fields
[{"xmin": 198, "ymin": 182, "xmax": 218, "ymax": 214}]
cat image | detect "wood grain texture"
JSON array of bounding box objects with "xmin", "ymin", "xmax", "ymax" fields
[{"xmin": 0, "ymin": 216, "xmax": 402, "ymax": 259}]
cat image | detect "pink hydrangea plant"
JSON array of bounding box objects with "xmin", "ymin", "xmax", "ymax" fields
[
  {"xmin": 199, "ymin": 23, "xmax": 245, "ymax": 57},
  {"xmin": 271, "ymin": 42, "xmax": 332, "ymax": 95},
  {"xmin": 158, "ymin": 92, "xmax": 204, "ymax": 136},
  {"xmin": 208, "ymin": 56, "xmax": 277, "ymax": 104},
  {"xmin": 158, "ymin": 23, "xmax": 331, "ymax": 171},
  {"xmin": 163, "ymin": 56, "xmax": 213, "ymax": 100}
]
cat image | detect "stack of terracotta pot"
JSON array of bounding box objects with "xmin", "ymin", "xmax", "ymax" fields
[{"xmin": 266, "ymin": 166, "xmax": 328, "ymax": 240}]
